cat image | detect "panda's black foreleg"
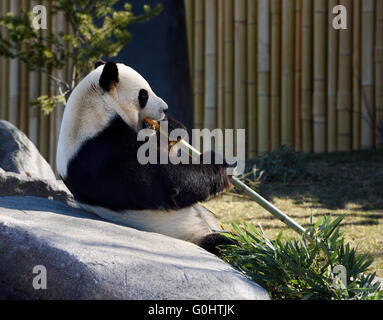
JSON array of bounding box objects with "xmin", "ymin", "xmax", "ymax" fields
[
  {"xmin": 198, "ymin": 232, "xmax": 238, "ymax": 256},
  {"xmin": 161, "ymin": 154, "xmax": 233, "ymax": 210}
]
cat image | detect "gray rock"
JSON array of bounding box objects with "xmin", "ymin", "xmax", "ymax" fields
[
  {"xmin": 0, "ymin": 120, "xmax": 56, "ymax": 180},
  {"xmin": 0, "ymin": 196, "xmax": 270, "ymax": 300},
  {"xmin": 0, "ymin": 168, "xmax": 73, "ymax": 205}
]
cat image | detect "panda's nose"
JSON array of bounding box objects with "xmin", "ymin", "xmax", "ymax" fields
[{"xmin": 157, "ymin": 97, "xmax": 168, "ymax": 114}]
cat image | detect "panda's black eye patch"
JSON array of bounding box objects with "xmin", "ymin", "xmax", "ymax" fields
[{"xmin": 138, "ymin": 89, "xmax": 149, "ymax": 108}]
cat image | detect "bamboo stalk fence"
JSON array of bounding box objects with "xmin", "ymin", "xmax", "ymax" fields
[
  {"xmin": 1, "ymin": 1, "xmax": 383, "ymax": 168},
  {"xmin": 0, "ymin": 0, "xmax": 70, "ymax": 170},
  {"xmin": 361, "ymin": 0, "xmax": 375, "ymax": 149},
  {"xmin": 186, "ymin": 0, "xmax": 383, "ymax": 157},
  {"xmin": 327, "ymin": 0, "xmax": 339, "ymax": 152}
]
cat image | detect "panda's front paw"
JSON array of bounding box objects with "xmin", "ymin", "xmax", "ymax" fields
[
  {"xmin": 199, "ymin": 151, "xmax": 233, "ymax": 194},
  {"xmin": 198, "ymin": 232, "xmax": 237, "ymax": 256}
]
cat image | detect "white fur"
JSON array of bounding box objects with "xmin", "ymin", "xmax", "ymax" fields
[
  {"xmin": 57, "ymin": 63, "xmax": 168, "ymax": 178},
  {"xmin": 77, "ymin": 203, "xmax": 223, "ymax": 245}
]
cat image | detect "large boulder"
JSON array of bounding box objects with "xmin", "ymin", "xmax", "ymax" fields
[
  {"xmin": 0, "ymin": 120, "xmax": 56, "ymax": 180},
  {"xmin": 0, "ymin": 120, "xmax": 270, "ymax": 300},
  {"xmin": 0, "ymin": 196, "xmax": 270, "ymax": 300}
]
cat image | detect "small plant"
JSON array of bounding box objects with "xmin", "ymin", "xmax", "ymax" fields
[
  {"xmin": 250, "ymin": 145, "xmax": 309, "ymax": 184},
  {"xmin": 220, "ymin": 215, "xmax": 383, "ymax": 300}
]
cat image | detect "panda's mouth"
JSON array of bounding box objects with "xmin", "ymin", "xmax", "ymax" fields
[{"xmin": 143, "ymin": 118, "xmax": 160, "ymax": 131}]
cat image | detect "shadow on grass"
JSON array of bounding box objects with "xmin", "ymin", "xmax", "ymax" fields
[
  {"xmin": 240, "ymin": 211, "xmax": 383, "ymax": 222},
  {"xmin": 238, "ymin": 215, "xmax": 381, "ymax": 229},
  {"xmin": 369, "ymin": 251, "xmax": 383, "ymax": 259},
  {"xmin": 251, "ymin": 149, "xmax": 383, "ymax": 212}
]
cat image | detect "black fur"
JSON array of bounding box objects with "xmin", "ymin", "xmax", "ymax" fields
[
  {"xmin": 198, "ymin": 233, "xmax": 237, "ymax": 256},
  {"xmin": 99, "ymin": 62, "xmax": 119, "ymax": 91},
  {"xmin": 138, "ymin": 89, "xmax": 149, "ymax": 108},
  {"xmin": 63, "ymin": 116, "xmax": 232, "ymax": 212}
]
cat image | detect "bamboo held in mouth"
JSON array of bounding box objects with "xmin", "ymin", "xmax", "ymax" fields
[{"xmin": 143, "ymin": 118, "xmax": 307, "ymax": 237}]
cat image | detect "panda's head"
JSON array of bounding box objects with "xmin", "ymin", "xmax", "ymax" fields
[{"xmin": 95, "ymin": 61, "xmax": 168, "ymax": 131}]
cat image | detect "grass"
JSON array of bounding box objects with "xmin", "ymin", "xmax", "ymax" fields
[{"xmin": 205, "ymin": 149, "xmax": 383, "ymax": 277}]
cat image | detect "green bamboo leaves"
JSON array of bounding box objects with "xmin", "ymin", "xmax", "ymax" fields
[{"xmin": 220, "ymin": 215, "xmax": 383, "ymax": 300}]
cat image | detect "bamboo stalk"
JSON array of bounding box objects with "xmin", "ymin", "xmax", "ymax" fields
[
  {"xmin": 49, "ymin": 4, "xmax": 57, "ymax": 168},
  {"xmin": 204, "ymin": 0, "xmax": 217, "ymax": 130},
  {"xmin": 193, "ymin": 0, "xmax": 204, "ymax": 129},
  {"xmin": 224, "ymin": 0, "xmax": 233, "ymax": 130},
  {"xmin": 38, "ymin": 0, "xmax": 49, "ymax": 160},
  {"xmin": 28, "ymin": 76, "xmax": 40, "ymax": 145},
  {"xmin": 361, "ymin": 0, "xmax": 375, "ymax": 149},
  {"xmin": 233, "ymin": 0, "xmax": 247, "ymax": 159},
  {"xmin": 39, "ymin": 81, "xmax": 50, "ymax": 160},
  {"xmin": 185, "ymin": 0, "xmax": 194, "ymax": 77},
  {"xmin": 55, "ymin": 9, "xmax": 66, "ymax": 160},
  {"xmin": 66, "ymin": 14, "xmax": 74, "ymax": 89},
  {"xmin": 301, "ymin": 0, "xmax": 313, "ymax": 153},
  {"xmin": 337, "ymin": 0, "xmax": 352, "ymax": 151},
  {"xmin": 257, "ymin": 0, "xmax": 270, "ymax": 155},
  {"xmin": 223, "ymin": 0, "xmax": 234, "ymax": 157},
  {"xmin": 217, "ymin": 0, "xmax": 225, "ymax": 130},
  {"xmin": 294, "ymin": 0, "xmax": 302, "ymax": 151},
  {"xmin": 246, "ymin": 0, "xmax": 257, "ymax": 158},
  {"xmin": 327, "ymin": 0, "xmax": 339, "ymax": 152},
  {"xmin": 270, "ymin": 0, "xmax": 281, "ymax": 151},
  {"xmin": 65, "ymin": 8, "xmax": 72, "ymax": 99},
  {"xmin": 353, "ymin": 0, "xmax": 361, "ymax": 150},
  {"xmin": 28, "ymin": 0, "xmax": 39, "ymax": 146},
  {"xmin": 376, "ymin": 0, "xmax": 383, "ymax": 146},
  {"xmin": 231, "ymin": 177, "xmax": 306, "ymax": 235},
  {"xmin": 313, "ymin": 0, "xmax": 327, "ymax": 153},
  {"xmin": 19, "ymin": 0, "xmax": 29, "ymax": 134},
  {"xmin": 0, "ymin": 0, "xmax": 8, "ymax": 120},
  {"xmin": 0, "ymin": 0, "xmax": 3, "ymax": 119},
  {"xmin": 233, "ymin": 0, "xmax": 247, "ymax": 136},
  {"xmin": 281, "ymin": 0, "xmax": 295, "ymax": 147},
  {"xmin": 8, "ymin": 0, "xmax": 19, "ymax": 126}
]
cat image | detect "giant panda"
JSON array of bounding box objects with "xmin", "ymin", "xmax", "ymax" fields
[{"xmin": 57, "ymin": 61, "xmax": 233, "ymax": 254}]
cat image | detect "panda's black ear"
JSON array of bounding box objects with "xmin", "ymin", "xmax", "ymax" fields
[
  {"xmin": 99, "ymin": 61, "xmax": 119, "ymax": 91},
  {"xmin": 94, "ymin": 60, "xmax": 105, "ymax": 69}
]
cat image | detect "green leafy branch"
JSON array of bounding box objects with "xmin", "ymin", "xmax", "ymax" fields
[
  {"xmin": 0, "ymin": 0, "xmax": 162, "ymax": 112},
  {"xmin": 220, "ymin": 215, "xmax": 383, "ymax": 300}
]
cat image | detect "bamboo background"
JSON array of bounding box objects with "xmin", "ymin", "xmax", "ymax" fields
[
  {"xmin": 185, "ymin": 0, "xmax": 383, "ymax": 156},
  {"xmin": 0, "ymin": 1, "xmax": 383, "ymax": 168},
  {"xmin": 0, "ymin": 0, "xmax": 70, "ymax": 170}
]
